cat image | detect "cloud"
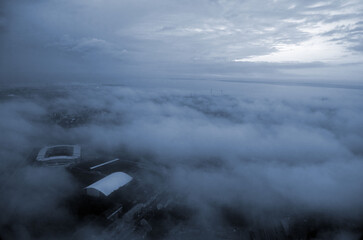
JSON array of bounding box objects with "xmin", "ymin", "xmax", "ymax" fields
[
  {"xmin": 1, "ymin": 0, "xmax": 363, "ymax": 83},
  {"xmin": 2, "ymin": 83, "xmax": 363, "ymax": 238},
  {"xmin": 1, "ymin": 0, "xmax": 363, "ymax": 238},
  {"xmin": 49, "ymin": 35, "xmax": 127, "ymax": 59},
  {"xmin": 0, "ymin": 99, "xmax": 78, "ymax": 240}
]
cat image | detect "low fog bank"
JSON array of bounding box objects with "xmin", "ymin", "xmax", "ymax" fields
[{"xmin": 1, "ymin": 83, "xmax": 363, "ymax": 239}]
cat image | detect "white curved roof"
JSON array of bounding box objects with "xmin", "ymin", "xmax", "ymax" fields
[{"xmin": 85, "ymin": 172, "xmax": 133, "ymax": 196}]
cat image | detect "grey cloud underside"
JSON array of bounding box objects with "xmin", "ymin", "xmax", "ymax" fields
[
  {"xmin": 1, "ymin": 84, "xmax": 363, "ymax": 239},
  {"xmin": 1, "ymin": 0, "xmax": 362, "ymax": 83}
]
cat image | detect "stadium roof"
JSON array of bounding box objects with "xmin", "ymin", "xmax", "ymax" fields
[
  {"xmin": 85, "ymin": 172, "xmax": 133, "ymax": 196},
  {"xmin": 36, "ymin": 145, "xmax": 81, "ymax": 163}
]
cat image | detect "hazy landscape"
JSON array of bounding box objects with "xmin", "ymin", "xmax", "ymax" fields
[
  {"xmin": 1, "ymin": 0, "xmax": 363, "ymax": 239},
  {"xmin": 0, "ymin": 82, "xmax": 363, "ymax": 239}
]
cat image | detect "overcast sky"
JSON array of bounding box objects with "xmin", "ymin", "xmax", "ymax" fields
[
  {"xmin": 1, "ymin": 2, "xmax": 363, "ymax": 238},
  {"xmin": 1, "ymin": 0, "xmax": 363, "ymax": 84}
]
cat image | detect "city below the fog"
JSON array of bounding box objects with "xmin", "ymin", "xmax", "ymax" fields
[{"xmin": 1, "ymin": 1, "xmax": 363, "ymax": 240}]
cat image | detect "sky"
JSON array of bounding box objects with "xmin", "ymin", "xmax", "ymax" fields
[
  {"xmin": 1, "ymin": 1, "xmax": 363, "ymax": 238},
  {"xmin": 1, "ymin": 0, "xmax": 363, "ymax": 84}
]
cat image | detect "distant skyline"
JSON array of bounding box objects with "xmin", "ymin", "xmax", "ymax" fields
[{"xmin": 1, "ymin": 0, "xmax": 363, "ymax": 84}]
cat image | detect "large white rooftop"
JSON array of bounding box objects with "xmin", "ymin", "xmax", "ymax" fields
[{"xmin": 85, "ymin": 172, "xmax": 133, "ymax": 197}]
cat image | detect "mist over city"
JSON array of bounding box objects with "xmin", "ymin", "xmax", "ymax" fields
[{"xmin": 1, "ymin": 1, "xmax": 363, "ymax": 239}]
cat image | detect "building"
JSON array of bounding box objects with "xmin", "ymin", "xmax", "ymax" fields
[
  {"xmin": 85, "ymin": 172, "xmax": 133, "ymax": 197},
  {"xmin": 35, "ymin": 145, "xmax": 81, "ymax": 166}
]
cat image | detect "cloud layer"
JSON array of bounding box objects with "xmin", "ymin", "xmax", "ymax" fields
[
  {"xmin": 1, "ymin": 83, "xmax": 363, "ymax": 238},
  {"xmin": 1, "ymin": 0, "xmax": 363, "ymax": 83}
]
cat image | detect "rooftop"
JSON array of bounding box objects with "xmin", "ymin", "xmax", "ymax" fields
[{"xmin": 85, "ymin": 172, "xmax": 133, "ymax": 197}]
